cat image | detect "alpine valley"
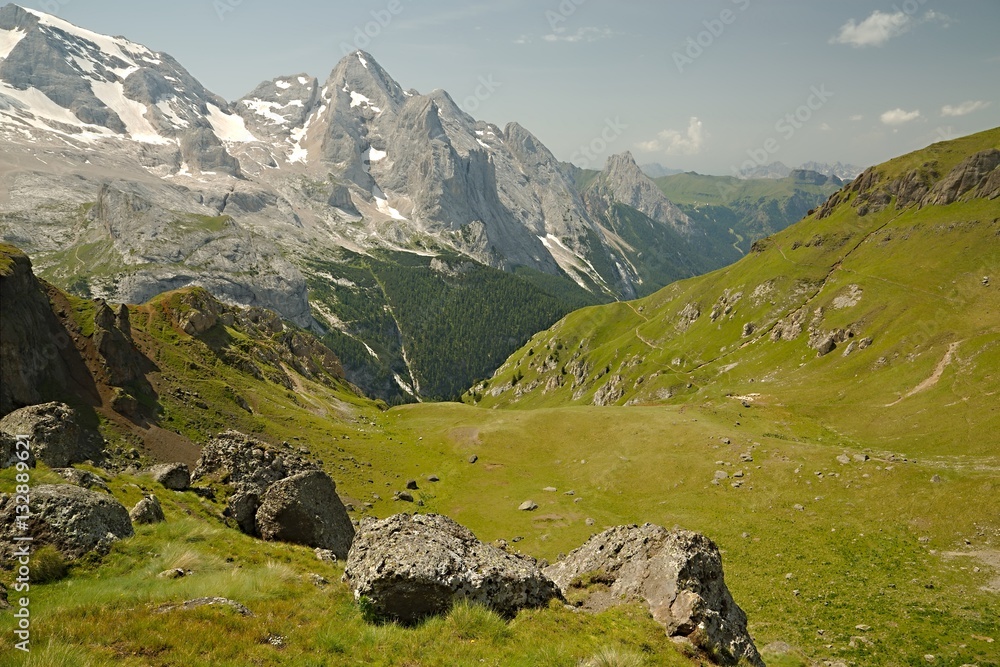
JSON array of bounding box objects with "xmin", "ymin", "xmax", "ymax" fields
[
  {"xmin": 1, "ymin": 5, "xmax": 999, "ymax": 667},
  {"xmin": 0, "ymin": 3, "xmax": 838, "ymax": 402}
]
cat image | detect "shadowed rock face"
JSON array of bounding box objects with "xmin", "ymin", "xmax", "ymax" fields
[
  {"xmin": 344, "ymin": 513, "xmax": 561, "ymax": 624},
  {"xmin": 0, "ymin": 248, "xmax": 94, "ymax": 416},
  {"xmin": 255, "ymin": 470, "xmax": 355, "ymax": 558},
  {"xmin": 545, "ymin": 524, "xmax": 763, "ymax": 667},
  {"xmin": 0, "ymin": 483, "xmax": 133, "ymax": 560}
]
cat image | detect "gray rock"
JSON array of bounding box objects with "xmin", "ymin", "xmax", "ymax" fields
[
  {"xmin": 0, "ymin": 484, "xmax": 133, "ymax": 559},
  {"xmin": 518, "ymin": 500, "xmax": 539, "ymax": 511},
  {"xmin": 853, "ymin": 454, "xmax": 870, "ymax": 462},
  {"xmin": 255, "ymin": 470, "xmax": 355, "ymax": 559},
  {"xmin": 0, "ymin": 431, "xmax": 33, "ymax": 468},
  {"xmin": 0, "ymin": 402, "xmax": 103, "ymax": 468},
  {"xmin": 157, "ymin": 568, "xmax": 186, "ymax": 579},
  {"xmin": 53, "ymin": 468, "xmax": 109, "ymax": 491},
  {"xmin": 468, "ymin": 455, "xmax": 478, "ymax": 464},
  {"xmin": 394, "ymin": 491, "xmax": 415, "ymax": 503},
  {"xmin": 224, "ymin": 491, "xmax": 260, "ymax": 535},
  {"xmin": 427, "ymin": 475, "xmax": 440, "ymax": 482},
  {"xmin": 405, "ymin": 479, "xmax": 418, "ymax": 490},
  {"xmin": 837, "ymin": 454, "xmax": 851, "ymax": 465},
  {"xmin": 0, "ymin": 581, "xmax": 9, "ymax": 609},
  {"xmin": 344, "ymin": 513, "xmax": 561, "ymax": 623},
  {"xmin": 148, "ymin": 462, "xmax": 191, "ymax": 490},
  {"xmin": 931, "ymin": 475, "xmax": 943, "ymax": 484},
  {"xmin": 545, "ymin": 524, "xmax": 763, "ymax": 667},
  {"xmin": 155, "ymin": 597, "xmax": 254, "ymax": 617},
  {"xmin": 130, "ymin": 495, "xmax": 165, "ymax": 525}
]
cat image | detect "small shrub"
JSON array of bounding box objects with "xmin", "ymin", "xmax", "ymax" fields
[{"xmin": 31, "ymin": 545, "xmax": 68, "ymax": 584}]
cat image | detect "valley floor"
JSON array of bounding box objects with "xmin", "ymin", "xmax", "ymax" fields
[{"xmin": 3, "ymin": 398, "xmax": 998, "ymax": 666}]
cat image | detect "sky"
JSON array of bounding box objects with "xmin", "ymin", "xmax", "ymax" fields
[{"xmin": 20, "ymin": 0, "xmax": 1000, "ymax": 175}]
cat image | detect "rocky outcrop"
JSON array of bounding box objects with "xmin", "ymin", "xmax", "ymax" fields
[
  {"xmin": 0, "ymin": 484, "xmax": 133, "ymax": 560},
  {"xmin": 148, "ymin": 462, "xmax": 190, "ymax": 491},
  {"xmin": 0, "ymin": 402, "xmax": 103, "ymax": 468},
  {"xmin": 544, "ymin": 524, "xmax": 763, "ymax": 667},
  {"xmin": 923, "ymin": 149, "xmax": 1000, "ymax": 205},
  {"xmin": 255, "ymin": 470, "xmax": 355, "ymax": 558},
  {"xmin": 193, "ymin": 431, "xmax": 351, "ymax": 549},
  {"xmin": 0, "ymin": 246, "xmax": 93, "ymax": 416},
  {"xmin": 344, "ymin": 513, "xmax": 560, "ymax": 624},
  {"xmin": 92, "ymin": 301, "xmax": 152, "ymax": 388}
]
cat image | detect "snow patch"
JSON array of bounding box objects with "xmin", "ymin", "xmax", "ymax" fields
[
  {"xmin": 0, "ymin": 28, "xmax": 26, "ymax": 60},
  {"xmin": 298, "ymin": 76, "xmax": 310, "ymax": 85},
  {"xmin": 275, "ymin": 80, "xmax": 291, "ymax": 90},
  {"xmin": 357, "ymin": 52, "xmax": 369, "ymax": 69},
  {"xmin": 349, "ymin": 91, "xmax": 370, "ymax": 107},
  {"xmin": 90, "ymin": 80, "xmax": 171, "ymax": 144},
  {"xmin": 242, "ymin": 98, "xmax": 288, "ymax": 125},
  {"xmin": 366, "ymin": 147, "xmax": 387, "ymax": 162},
  {"xmin": 207, "ymin": 103, "xmax": 257, "ymax": 142},
  {"xmin": 25, "ymin": 7, "xmax": 149, "ymax": 79},
  {"xmin": 372, "ymin": 185, "xmax": 407, "ymax": 220},
  {"xmin": 155, "ymin": 99, "xmax": 189, "ymax": 129}
]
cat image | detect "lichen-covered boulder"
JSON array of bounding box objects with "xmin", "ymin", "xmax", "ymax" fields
[
  {"xmin": 0, "ymin": 484, "xmax": 133, "ymax": 560},
  {"xmin": 544, "ymin": 524, "xmax": 763, "ymax": 667},
  {"xmin": 0, "ymin": 402, "xmax": 102, "ymax": 468},
  {"xmin": 255, "ymin": 470, "xmax": 354, "ymax": 558},
  {"xmin": 344, "ymin": 513, "xmax": 560, "ymax": 624}
]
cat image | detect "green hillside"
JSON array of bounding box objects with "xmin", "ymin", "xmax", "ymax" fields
[
  {"xmin": 472, "ymin": 128, "xmax": 1000, "ymax": 459},
  {"xmin": 2, "ymin": 129, "xmax": 999, "ymax": 667}
]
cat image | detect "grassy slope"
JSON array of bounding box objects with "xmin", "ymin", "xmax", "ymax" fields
[{"xmin": 2, "ymin": 130, "xmax": 999, "ymax": 666}]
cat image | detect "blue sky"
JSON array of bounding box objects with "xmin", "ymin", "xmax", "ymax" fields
[{"xmin": 22, "ymin": 0, "xmax": 1000, "ymax": 174}]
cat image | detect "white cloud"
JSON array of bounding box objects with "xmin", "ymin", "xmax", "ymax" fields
[
  {"xmin": 542, "ymin": 27, "xmax": 615, "ymax": 43},
  {"xmin": 820, "ymin": 122, "xmax": 832, "ymax": 132},
  {"xmin": 849, "ymin": 114, "xmax": 864, "ymax": 122},
  {"xmin": 831, "ymin": 10, "xmax": 951, "ymax": 48},
  {"xmin": 638, "ymin": 117, "xmax": 705, "ymax": 156},
  {"xmin": 941, "ymin": 100, "xmax": 991, "ymax": 117},
  {"xmin": 880, "ymin": 108, "xmax": 921, "ymax": 125}
]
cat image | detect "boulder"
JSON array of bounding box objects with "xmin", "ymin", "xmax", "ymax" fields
[
  {"xmin": 544, "ymin": 524, "xmax": 763, "ymax": 667},
  {"xmin": 255, "ymin": 470, "xmax": 355, "ymax": 559},
  {"xmin": 192, "ymin": 431, "xmax": 317, "ymax": 496},
  {"xmin": 53, "ymin": 468, "xmax": 109, "ymax": 491},
  {"xmin": 0, "ymin": 402, "xmax": 103, "ymax": 468},
  {"xmin": 344, "ymin": 513, "xmax": 561, "ymax": 624},
  {"xmin": 1, "ymin": 430, "xmax": 33, "ymax": 468},
  {"xmin": 130, "ymin": 495, "xmax": 165, "ymax": 525},
  {"xmin": 0, "ymin": 484, "xmax": 133, "ymax": 560},
  {"xmin": 148, "ymin": 462, "xmax": 191, "ymax": 490}
]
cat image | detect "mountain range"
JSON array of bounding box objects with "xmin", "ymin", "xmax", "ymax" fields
[{"xmin": 0, "ymin": 3, "xmax": 838, "ymax": 401}]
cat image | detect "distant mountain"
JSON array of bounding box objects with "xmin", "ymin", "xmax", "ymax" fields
[
  {"xmin": 639, "ymin": 163, "xmax": 685, "ymax": 178},
  {"xmin": 737, "ymin": 160, "xmax": 863, "ymax": 181},
  {"xmin": 0, "ymin": 4, "xmax": 839, "ymax": 402}
]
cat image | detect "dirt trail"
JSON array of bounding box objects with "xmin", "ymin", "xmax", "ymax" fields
[{"xmin": 887, "ymin": 341, "xmax": 961, "ymax": 407}]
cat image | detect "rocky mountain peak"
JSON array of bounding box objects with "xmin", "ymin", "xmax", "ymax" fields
[
  {"xmin": 588, "ymin": 151, "xmax": 691, "ymax": 231},
  {"xmin": 326, "ymin": 50, "xmax": 407, "ymax": 118}
]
